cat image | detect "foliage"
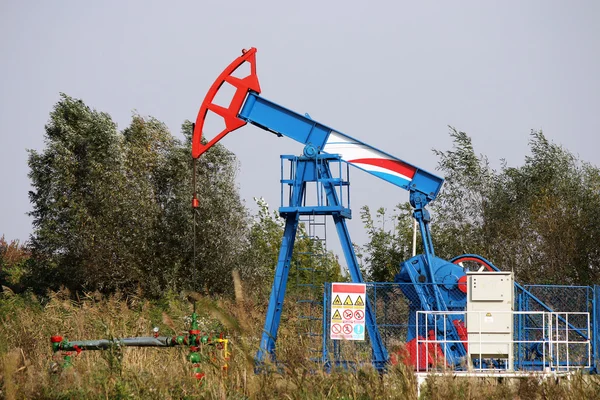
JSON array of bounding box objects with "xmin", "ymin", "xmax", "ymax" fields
[
  {"xmin": 430, "ymin": 127, "xmax": 494, "ymax": 258},
  {"xmin": 1, "ymin": 290, "xmax": 599, "ymax": 399},
  {"xmin": 26, "ymin": 95, "xmax": 250, "ymax": 296},
  {"xmin": 23, "ymin": 94, "xmax": 600, "ymax": 298},
  {"xmin": 481, "ymin": 130, "xmax": 600, "ymax": 284},
  {"xmin": 239, "ymin": 197, "xmax": 284, "ymax": 291},
  {"xmin": 182, "ymin": 120, "xmax": 249, "ymax": 296},
  {"xmin": 27, "ymin": 95, "xmax": 124, "ymax": 292},
  {"xmin": 359, "ymin": 204, "xmax": 415, "ymax": 282},
  {"xmin": 0, "ymin": 236, "xmax": 30, "ymax": 290},
  {"xmin": 360, "ymin": 127, "xmax": 600, "ymax": 285},
  {"xmin": 432, "ymin": 128, "xmax": 600, "ymax": 284},
  {"xmin": 242, "ymin": 197, "xmax": 343, "ymax": 294}
]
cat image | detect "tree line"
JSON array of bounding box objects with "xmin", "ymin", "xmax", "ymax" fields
[{"xmin": 2, "ymin": 97, "xmax": 598, "ymax": 298}]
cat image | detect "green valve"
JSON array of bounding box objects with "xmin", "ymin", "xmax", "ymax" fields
[
  {"xmin": 201, "ymin": 335, "xmax": 209, "ymax": 345},
  {"xmin": 191, "ymin": 312, "xmax": 199, "ymax": 330},
  {"xmin": 189, "ymin": 352, "xmax": 201, "ymax": 363}
]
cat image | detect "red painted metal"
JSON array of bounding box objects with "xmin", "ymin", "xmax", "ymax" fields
[
  {"xmin": 50, "ymin": 336, "xmax": 63, "ymax": 343},
  {"xmin": 331, "ymin": 283, "xmax": 366, "ymax": 294},
  {"xmin": 192, "ymin": 47, "xmax": 261, "ymax": 159},
  {"xmin": 452, "ymin": 256, "xmax": 495, "ymax": 272},
  {"xmin": 347, "ymin": 158, "xmax": 417, "ymax": 179},
  {"xmin": 457, "ymin": 275, "xmax": 468, "ymax": 293},
  {"xmin": 195, "ymin": 371, "xmax": 206, "ymax": 380},
  {"xmin": 452, "ymin": 319, "xmax": 468, "ymax": 352},
  {"xmin": 405, "ymin": 329, "xmax": 446, "ymax": 371}
]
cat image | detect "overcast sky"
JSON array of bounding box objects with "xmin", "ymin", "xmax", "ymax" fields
[{"xmin": 1, "ymin": 1, "xmax": 599, "ymax": 259}]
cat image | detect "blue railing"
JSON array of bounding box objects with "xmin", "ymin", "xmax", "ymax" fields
[{"xmin": 322, "ymin": 282, "xmax": 598, "ymax": 372}]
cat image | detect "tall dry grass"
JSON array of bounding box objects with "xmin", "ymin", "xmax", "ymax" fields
[{"xmin": 0, "ymin": 285, "xmax": 598, "ymax": 399}]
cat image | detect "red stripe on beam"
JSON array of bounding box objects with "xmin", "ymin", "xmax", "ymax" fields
[
  {"xmin": 349, "ymin": 158, "xmax": 416, "ymax": 179},
  {"xmin": 332, "ymin": 284, "xmax": 366, "ymax": 294}
]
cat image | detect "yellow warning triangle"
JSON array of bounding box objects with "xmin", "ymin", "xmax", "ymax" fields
[
  {"xmin": 333, "ymin": 295, "xmax": 342, "ymax": 306},
  {"xmin": 332, "ymin": 309, "xmax": 342, "ymax": 320},
  {"xmin": 355, "ymin": 295, "xmax": 364, "ymax": 306},
  {"xmin": 344, "ymin": 295, "xmax": 353, "ymax": 306}
]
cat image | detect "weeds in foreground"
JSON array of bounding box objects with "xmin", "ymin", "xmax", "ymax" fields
[{"xmin": 0, "ymin": 287, "xmax": 599, "ymax": 399}]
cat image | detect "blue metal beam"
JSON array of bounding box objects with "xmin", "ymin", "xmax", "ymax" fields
[{"xmin": 240, "ymin": 92, "xmax": 444, "ymax": 204}]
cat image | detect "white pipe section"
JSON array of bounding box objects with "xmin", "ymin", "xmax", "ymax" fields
[{"xmin": 412, "ymin": 218, "xmax": 418, "ymax": 257}]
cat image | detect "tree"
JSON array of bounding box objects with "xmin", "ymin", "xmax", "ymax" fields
[
  {"xmin": 27, "ymin": 95, "xmax": 252, "ymax": 296},
  {"xmin": 481, "ymin": 131, "xmax": 600, "ymax": 284},
  {"xmin": 184, "ymin": 120, "xmax": 250, "ymax": 295},
  {"xmin": 432, "ymin": 128, "xmax": 600, "ymax": 285},
  {"xmin": 0, "ymin": 236, "xmax": 30, "ymax": 290},
  {"xmin": 27, "ymin": 95, "xmax": 127, "ymax": 292},
  {"xmin": 430, "ymin": 127, "xmax": 493, "ymax": 258},
  {"xmin": 359, "ymin": 203, "xmax": 415, "ymax": 282},
  {"xmin": 242, "ymin": 197, "xmax": 343, "ymax": 294}
]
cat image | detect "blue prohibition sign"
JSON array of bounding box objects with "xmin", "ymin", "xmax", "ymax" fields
[{"xmin": 354, "ymin": 324, "xmax": 364, "ymax": 335}]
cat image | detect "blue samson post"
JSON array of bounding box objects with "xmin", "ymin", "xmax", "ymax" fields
[
  {"xmin": 255, "ymin": 153, "xmax": 388, "ymax": 370},
  {"xmin": 238, "ymin": 92, "xmax": 445, "ymax": 371}
]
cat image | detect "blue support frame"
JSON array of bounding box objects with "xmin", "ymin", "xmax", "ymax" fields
[
  {"xmin": 322, "ymin": 283, "xmax": 330, "ymax": 366},
  {"xmin": 594, "ymin": 285, "xmax": 600, "ymax": 373},
  {"xmin": 255, "ymin": 154, "xmax": 388, "ymax": 370}
]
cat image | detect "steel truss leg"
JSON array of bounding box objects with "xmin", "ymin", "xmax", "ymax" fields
[
  {"xmin": 255, "ymin": 157, "xmax": 388, "ymax": 370},
  {"xmin": 255, "ymin": 211, "xmax": 301, "ymax": 366},
  {"xmin": 256, "ymin": 161, "xmax": 308, "ymax": 367}
]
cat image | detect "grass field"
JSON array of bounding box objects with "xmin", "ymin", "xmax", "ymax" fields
[{"xmin": 1, "ymin": 286, "xmax": 599, "ymax": 399}]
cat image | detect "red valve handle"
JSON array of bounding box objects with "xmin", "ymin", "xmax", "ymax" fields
[
  {"xmin": 192, "ymin": 47, "xmax": 261, "ymax": 159},
  {"xmin": 452, "ymin": 255, "xmax": 496, "ymax": 293},
  {"xmin": 451, "ymin": 256, "xmax": 495, "ymax": 272}
]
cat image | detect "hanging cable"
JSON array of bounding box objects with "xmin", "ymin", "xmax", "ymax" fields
[{"xmin": 191, "ymin": 123, "xmax": 200, "ymax": 288}]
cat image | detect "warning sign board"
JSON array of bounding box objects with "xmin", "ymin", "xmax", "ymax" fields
[{"xmin": 330, "ymin": 283, "xmax": 366, "ymax": 341}]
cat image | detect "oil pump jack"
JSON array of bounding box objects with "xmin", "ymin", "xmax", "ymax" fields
[{"xmin": 191, "ymin": 48, "xmax": 593, "ymax": 372}]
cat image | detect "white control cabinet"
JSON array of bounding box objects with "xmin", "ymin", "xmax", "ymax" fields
[{"xmin": 466, "ymin": 271, "xmax": 514, "ymax": 369}]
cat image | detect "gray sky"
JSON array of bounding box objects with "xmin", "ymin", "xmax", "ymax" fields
[{"xmin": 1, "ymin": 1, "xmax": 599, "ymax": 257}]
